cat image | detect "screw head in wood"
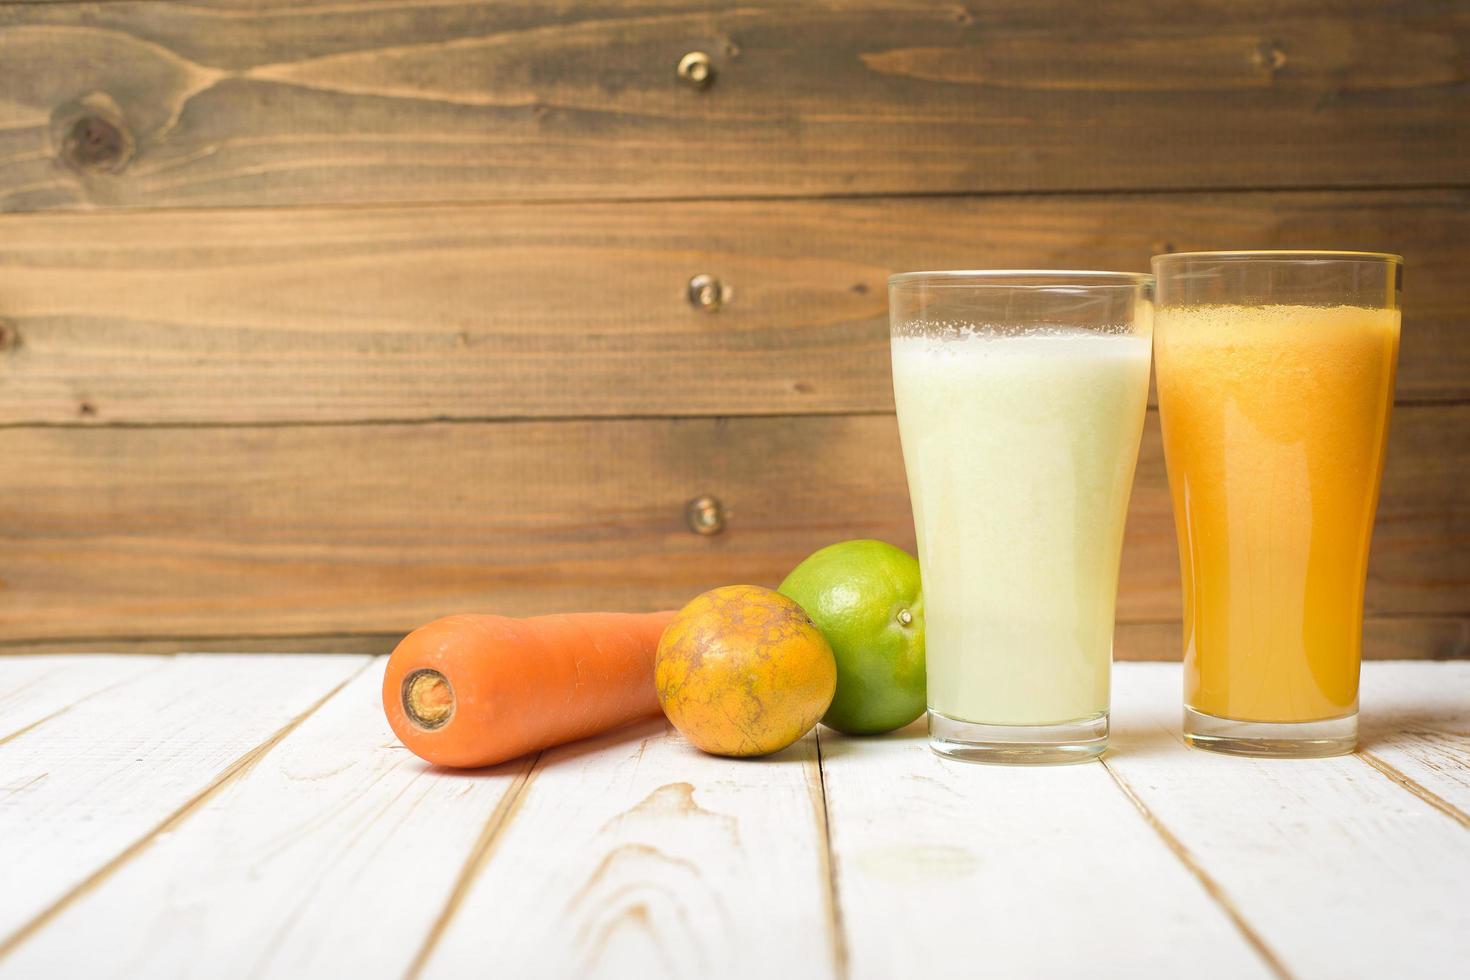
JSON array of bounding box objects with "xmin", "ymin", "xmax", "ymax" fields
[
  {"xmin": 685, "ymin": 495, "xmax": 725, "ymax": 535},
  {"xmin": 688, "ymin": 274, "xmax": 724, "ymax": 312},
  {"xmin": 1252, "ymin": 40, "xmax": 1288, "ymax": 73},
  {"xmin": 678, "ymin": 51, "xmax": 714, "ymax": 88}
]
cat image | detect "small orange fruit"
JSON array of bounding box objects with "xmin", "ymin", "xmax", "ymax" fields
[{"xmin": 656, "ymin": 585, "xmax": 837, "ymax": 757}]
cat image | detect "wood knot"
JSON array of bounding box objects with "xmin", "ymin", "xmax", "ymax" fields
[
  {"xmin": 61, "ymin": 114, "xmax": 133, "ymax": 174},
  {"xmin": 0, "ymin": 319, "xmax": 18, "ymax": 352}
]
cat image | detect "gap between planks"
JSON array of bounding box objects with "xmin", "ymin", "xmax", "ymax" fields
[
  {"xmin": 0, "ymin": 177, "xmax": 1467, "ymax": 219},
  {"xmin": 1098, "ymin": 756, "xmax": 1294, "ymax": 980},
  {"xmin": 404, "ymin": 751, "xmax": 543, "ymax": 980},
  {"xmin": 1356, "ymin": 750, "xmax": 1470, "ymax": 830},
  {"xmin": 811, "ymin": 732, "xmax": 851, "ymax": 980},
  {"xmin": 0, "ymin": 410, "xmax": 903, "ymax": 433},
  {"xmin": 1091, "ymin": 692, "xmax": 1470, "ymax": 979},
  {"xmin": 1, "ymin": 401, "xmax": 1465, "ymax": 432},
  {"xmin": 0, "ymin": 658, "xmax": 373, "ymax": 961},
  {"xmin": 0, "ymin": 657, "xmax": 174, "ymax": 747}
]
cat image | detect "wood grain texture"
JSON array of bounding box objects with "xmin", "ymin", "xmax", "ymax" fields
[
  {"xmin": 1105, "ymin": 664, "xmax": 1470, "ymax": 979},
  {"xmin": 0, "ymin": 189, "xmax": 1465, "ymax": 425},
  {"xmin": 3, "ymin": 659, "xmax": 1464, "ymax": 977},
  {"xmin": 0, "ymin": 654, "xmax": 163, "ymax": 741},
  {"xmin": 0, "ymin": 660, "xmax": 537, "ymax": 980},
  {"xmin": 419, "ymin": 723, "xmax": 837, "ymax": 978},
  {"xmin": 0, "ymin": 617, "xmax": 1463, "ymax": 660},
  {"xmin": 0, "ymin": 655, "xmax": 367, "ymax": 951},
  {"xmin": 1120, "ymin": 617, "xmax": 1470, "ymax": 663},
  {"xmin": 0, "ymin": 408, "xmax": 1463, "ymax": 644},
  {"xmin": 0, "ymin": 1, "xmax": 1467, "ymax": 210},
  {"xmin": 817, "ymin": 719, "xmax": 1273, "ymax": 978},
  {"xmin": 1358, "ymin": 661, "xmax": 1470, "ymax": 820}
]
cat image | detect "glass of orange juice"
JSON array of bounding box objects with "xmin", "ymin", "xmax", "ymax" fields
[{"xmin": 1152, "ymin": 251, "xmax": 1401, "ymax": 758}]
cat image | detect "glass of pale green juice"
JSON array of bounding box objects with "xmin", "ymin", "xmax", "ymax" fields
[{"xmin": 888, "ymin": 271, "xmax": 1153, "ymax": 764}]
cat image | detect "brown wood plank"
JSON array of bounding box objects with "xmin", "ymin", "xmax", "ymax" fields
[
  {"xmin": 1, "ymin": 618, "xmax": 1462, "ymax": 660},
  {"xmin": 1117, "ymin": 618, "xmax": 1470, "ymax": 663},
  {"xmin": 0, "ymin": 188, "xmax": 1464, "ymax": 425},
  {"xmin": 1, "ymin": 1, "xmax": 1466, "ymax": 210},
  {"xmin": 0, "ymin": 407, "xmax": 1462, "ymax": 643}
]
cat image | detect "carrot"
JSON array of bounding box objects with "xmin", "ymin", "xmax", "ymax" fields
[{"xmin": 382, "ymin": 611, "xmax": 675, "ymax": 768}]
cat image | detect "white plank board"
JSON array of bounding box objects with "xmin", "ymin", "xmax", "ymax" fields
[
  {"xmin": 818, "ymin": 719, "xmax": 1271, "ymax": 980},
  {"xmin": 419, "ymin": 720, "xmax": 838, "ymax": 980},
  {"xmin": 0, "ymin": 658, "xmax": 530, "ymax": 980},
  {"xmin": 1107, "ymin": 663, "xmax": 1470, "ymax": 979},
  {"xmin": 1358, "ymin": 661, "xmax": 1470, "ymax": 821},
  {"xmin": 0, "ymin": 656, "xmax": 1465, "ymax": 979},
  {"xmin": 0, "ymin": 654, "xmax": 367, "ymax": 951},
  {"xmin": 0, "ymin": 655, "xmax": 166, "ymax": 742}
]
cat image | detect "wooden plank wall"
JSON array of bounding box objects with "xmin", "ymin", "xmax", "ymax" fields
[{"xmin": 0, "ymin": 0, "xmax": 1465, "ymax": 657}]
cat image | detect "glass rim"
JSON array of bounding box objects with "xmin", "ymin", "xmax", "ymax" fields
[
  {"xmin": 888, "ymin": 269, "xmax": 1153, "ymax": 289},
  {"xmin": 1152, "ymin": 249, "xmax": 1403, "ymax": 264}
]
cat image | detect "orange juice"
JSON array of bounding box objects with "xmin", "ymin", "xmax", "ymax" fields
[{"xmin": 1154, "ymin": 304, "xmax": 1399, "ymax": 723}]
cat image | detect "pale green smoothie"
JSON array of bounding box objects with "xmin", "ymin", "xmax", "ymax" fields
[{"xmin": 891, "ymin": 330, "xmax": 1150, "ymax": 726}]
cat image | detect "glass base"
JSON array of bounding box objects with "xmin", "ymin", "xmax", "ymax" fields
[
  {"xmin": 928, "ymin": 709, "xmax": 1108, "ymax": 765},
  {"xmin": 1182, "ymin": 706, "xmax": 1357, "ymax": 758}
]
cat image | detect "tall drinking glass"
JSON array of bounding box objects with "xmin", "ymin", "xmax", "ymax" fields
[
  {"xmin": 888, "ymin": 271, "xmax": 1153, "ymax": 764},
  {"xmin": 1152, "ymin": 251, "xmax": 1401, "ymax": 758}
]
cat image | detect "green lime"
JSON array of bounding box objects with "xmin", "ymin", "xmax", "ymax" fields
[{"xmin": 778, "ymin": 539, "xmax": 925, "ymax": 735}]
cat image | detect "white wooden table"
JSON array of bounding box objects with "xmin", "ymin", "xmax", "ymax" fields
[{"xmin": 0, "ymin": 657, "xmax": 1465, "ymax": 979}]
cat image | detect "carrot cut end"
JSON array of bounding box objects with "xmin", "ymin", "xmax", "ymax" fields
[{"xmin": 403, "ymin": 669, "xmax": 455, "ymax": 730}]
